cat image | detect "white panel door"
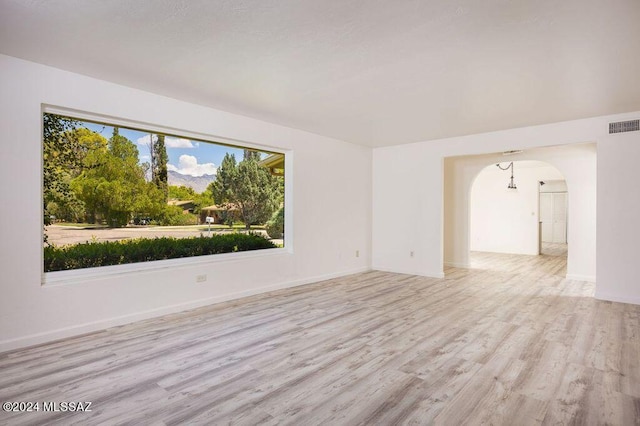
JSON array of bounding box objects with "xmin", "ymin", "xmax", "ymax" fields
[
  {"xmin": 540, "ymin": 192, "xmax": 567, "ymax": 243},
  {"xmin": 540, "ymin": 193, "xmax": 554, "ymax": 242},
  {"xmin": 552, "ymin": 193, "xmax": 567, "ymax": 243}
]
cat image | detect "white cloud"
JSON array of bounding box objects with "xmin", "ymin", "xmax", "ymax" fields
[
  {"xmin": 136, "ymin": 134, "xmax": 153, "ymax": 146},
  {"xmin": 166, "ymin": 137, "xmax": 194, "ymax": 148},
  {"xmin": 136, "ymin": 134, "xmax": 195, "ymax": 149},
  {"xmin": 167, "ymin": 155, "xmax": 216, "ymax": 177}
]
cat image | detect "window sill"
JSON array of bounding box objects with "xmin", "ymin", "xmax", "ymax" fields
[{"xmin": 42, "ymin": 247, "xmax": 290, "ymax": 287}]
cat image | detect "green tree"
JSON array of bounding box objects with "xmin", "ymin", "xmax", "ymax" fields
[
  {"xmin": 168, "ymin": 185, "xmax": 214, "ymax": 216},
  {"xmin": 265, "ymin": 206, "xmax": 284, "ymax": 239},
  {"xmin": 152, "ymin": 134, "xmax": 169, "ymax": 201},
  {"xmin": 168, "ymin": 185, "xmax": 196, "ymax": 201},
  {"xmin": 243, "ymin": 149, "xmax": 261, "ymax": 161},
  {"xmin": 109, "ymin": 128, "xmax": 139, "ymax": 161},
  {"xmin": 211, "ymin": 153, "xmax": 237, "ymax": 203},
  {"xmin": 43, "ymin": 113, "xmax": 83, "ymax": 227},
  {"xmin": 193, "ymin": 188, "xmax": 215, "ymax": 215},
  {"xmin": 71, "ymin": 128, "xmax": 165, "ymax": 227},
  {"xmin": 72, "ymin": 128, "xmax": 109, "ymax": 171},
  {"xmin": 235, "ymin": 158, "xmax": 280, "ymax": 227},
  {"xmin": 47, "ymin": 128, "xmax": 111, "ymax": 223},
  {"xmin": 210, "ymin": 153, "xmax": 281, "ymax": 229}
]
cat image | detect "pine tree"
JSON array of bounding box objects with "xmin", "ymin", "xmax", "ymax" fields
[
  {"xmin": 152, "ymin": 134, "xmax": 168, "ymax": 201},
  {"xmin": 209, "ymin": 152, "xmax": 281, "ymax": 229},
  {"xmin": 243, "ymin": 149, "xmax": 261, "ymax": 161}
]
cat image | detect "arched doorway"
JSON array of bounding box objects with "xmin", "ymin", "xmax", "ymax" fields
[
  {"xmin": 468, "ymin": 160, "xmax": 567, "ymax": 273},
  {"xmin": 443, "ymin": 143, "xmax": 596, "ymax": 281}
]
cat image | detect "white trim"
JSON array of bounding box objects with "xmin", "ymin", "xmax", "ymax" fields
[
  {"xmin": 41, "ymin": 104, "xmax": 294, "ymax": 285},
  {"xmin": 43, "ymin": 247, "xmax": 288, "ymax": 286},
  {"xmin": 594, "ymin": 290, "xmax": 640, "ymax": 306},
  {"xmin": 43, "ymin": 104, "xmax": 288, "ymax": 154},
  {"xmin": 565, "ymin": 273, "xmax": 596, "ymax": 283},
  {"xmin": 283, "ymin": 151, "xmax": 294, "ymax": 252},
  {"xmin": 372, "ymin": 266, "xmax": 445, "ymax": 279},
  {"xmin": 1, "ymin": 267, "xmax": 371, "ymax": 353},
  {"xmin": 444, "ymin": 261, "xmax": 470, "ymax": 269}
]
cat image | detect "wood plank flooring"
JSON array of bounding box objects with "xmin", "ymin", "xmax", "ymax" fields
[{"xmin": 1, "ymin": 249, "xmax": 639, "ymax": 425}]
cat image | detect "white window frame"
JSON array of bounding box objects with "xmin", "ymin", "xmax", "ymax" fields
[{"xmin": 41, "ymin": 105, "xmax": 293, "ymax": 287}]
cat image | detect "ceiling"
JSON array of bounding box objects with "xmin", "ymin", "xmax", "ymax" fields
[{"xmin": 1, "ymin": 0, "xmax": 639, "ymax": 147}]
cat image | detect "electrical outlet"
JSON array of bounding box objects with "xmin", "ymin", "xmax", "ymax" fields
[
  {"xmin": 410, "ymin": 251, "xmax": 414, "ymax": 258},
  {"xmin": 196, "ymin": 274, "xmax": 207, "ymax": 283},
  {"xmin": 356, "ymin": 250, "xmax": 360, "ymax": 258}
]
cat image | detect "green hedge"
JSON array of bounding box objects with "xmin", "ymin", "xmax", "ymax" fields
[
  {"xmin": 44, "ymin": 233, "xmax": 276, "ymax": 272},
  {"xmin": 265, "ymin": 206, "xmax": 284, "ymax": 239}
]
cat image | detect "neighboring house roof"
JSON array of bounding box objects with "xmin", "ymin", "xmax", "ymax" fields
[
  {"xmin": 201, "ymin": 204, "xmax": 240, "ymax": 212},
  {"xmin": 168, "ymin": 200, "xmax": 194, "ymax": 207},
  {"xmin": 259, "ymin": 153, "xmax": 284, "ymax": 176}
]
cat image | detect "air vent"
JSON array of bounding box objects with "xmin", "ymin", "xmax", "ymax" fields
[{"xmin": 609, "ymin": 119, "xmax": 639, "ymax": 134}]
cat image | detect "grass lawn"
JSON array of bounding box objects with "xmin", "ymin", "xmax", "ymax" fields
[
  {"xmin": 197, "ymin": 224, "xmax": 265, "ymax": 231},
  {"xmin": 53, "ymin": 223, "xmax": 108, "ymax": 229},
  {"xmin": 51, "ymin": 222, "xmax": 265, "ymax": 231}
]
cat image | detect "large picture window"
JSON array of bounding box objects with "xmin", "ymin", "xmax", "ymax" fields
[{"xmin": 43, "ymin": 112, "xmax": 285, "ymax": 273}]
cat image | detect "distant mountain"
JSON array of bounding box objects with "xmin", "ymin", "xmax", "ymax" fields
[{"xmin": 168, "ymin": 170, "xmax": 216, "ymax": 193}]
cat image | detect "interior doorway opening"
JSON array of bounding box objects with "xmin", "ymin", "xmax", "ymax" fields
[
  {"xmin": 468, "ymin": 160, "xmax": 568, "ymax": 274},
  {"xmin": 539, "ymin": 180, "xmax": 568, "ymax": 249},
  {"xmin": 443, "ymin": 143, "xmax": 597, "ymax": 282}
]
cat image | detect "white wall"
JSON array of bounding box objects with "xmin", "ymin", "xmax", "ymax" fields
[
  {"xmin": 0, "ymin": 54, "xmax": 372, "ymax": 352},
  {"xmin": 470, "ymin": 161, "xmax": 565, "ymax": 255},
  {"xmin": 2, "ymin": 54, "xmax": 639, "ymax": 352},
  {"xmin": 596, "ymin": 132, "xmax": 640, "ymax": 304},
  {"xmin": 373, "ymin": 113, "xmax": 640, "ymax": 304},
  {"xmin": 372, "ymin": 147, "xmax": 444, "ymax": 277}
]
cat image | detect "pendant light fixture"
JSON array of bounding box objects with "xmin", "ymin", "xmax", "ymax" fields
[{"xmin": 496, "ymin": 162, "xmax": 517, "ymax": 190}]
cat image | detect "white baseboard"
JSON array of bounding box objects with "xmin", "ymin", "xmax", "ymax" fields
[
  {"xmin": 565, "ymin": 274, "xmax": 596, "ymax": 283},
  {"xmin": 0, "ymin": 267, "xmax": 371, "ymax": 353},
  {"xmin": 372, "ymin": 266, "xmax": 445, "ymax": 279},
  {"xmin": 594, "ymin": 291, "xmax": 640, "ymax": 306},
  {"xmin": 444, "ymin": 261, "xmax": 470, "ymax": 269}
]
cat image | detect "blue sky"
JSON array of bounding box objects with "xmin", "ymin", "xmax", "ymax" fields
[{"xmin": 82, "ymin": 121, "xmax": 252, "ymax": 177}]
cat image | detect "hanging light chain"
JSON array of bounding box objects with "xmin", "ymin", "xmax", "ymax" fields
[{"xmin": 496, "ymin": 162, "xmax": 517, "ymax": 189}]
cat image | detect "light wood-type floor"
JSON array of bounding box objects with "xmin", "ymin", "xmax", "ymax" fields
[{"xmin": 2, "ymin": 248, "xmax": 639, "ymax": 425}]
